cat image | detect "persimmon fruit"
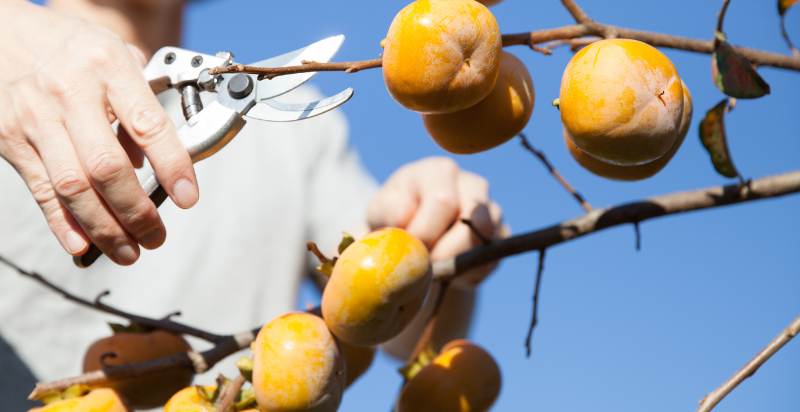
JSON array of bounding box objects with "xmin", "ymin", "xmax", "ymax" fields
[
  {"xmin": 252, "ymin": 312, "xmax": 345, "ymax": 412},
  {"xmin": 559, "ymin": 38, "xmax": 684, "ymax": 166},
  {"xmin": 566, "ymin": 80, "xmax": 693, "ymax": 180},
  {"xmin": 383, "ymin": 0, "xmax": 502, "ymax": 113},
  {"xmin": 397, "ymin": 339, "xmax": 501, "ymax": 412},
  {"xmin": 422, "ymin": 51, "xmax": 534, "ymax": 154},
  {"xmin": 82, "ymin": 330, "xmax": 193, "ymax": 409},
  {"xmin": 322, "ymin": 227, "xmax": 432, "ymax": 347}
]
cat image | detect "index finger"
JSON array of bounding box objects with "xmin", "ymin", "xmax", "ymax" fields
[{"xmin": 104, "ymin": 45, "xmax": 199, "ymax": 209}]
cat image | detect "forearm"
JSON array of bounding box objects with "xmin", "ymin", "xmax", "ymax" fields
[{"xmin": 47, "ymin": 0, "xmax": 185, "ymax": 58}]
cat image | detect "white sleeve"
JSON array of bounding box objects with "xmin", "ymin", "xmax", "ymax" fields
[{"xmin": 301, "ymin": 102, "xmax": 378, "ymax": 259}]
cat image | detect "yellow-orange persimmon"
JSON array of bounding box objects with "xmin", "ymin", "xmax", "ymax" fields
[
  {"xmin": 397, "ymin": 339, "xmax": 501, "ymax": 412},
  {"xmin": 322, "ymin": 228, "xmax": 432, "ymax": 346},
  {"xmin": 566, "ymin": 80, "xmax": 693, "ymax": 181},
  {"xmin": 163, "ymin": 386, "xmax": 258, "ymax": 412},
  {"xmin": 560, "ymin": 38, "xmax": 684, "ymax": 166},
  {"xmin": 383, "ymin": 0, "xmax": 502, "ymax": 113},
  {"xmin": 252, "ymin": 312, "xmax": 344, "ymax": 412},
  {"xmin": 30, "ymin": 388, "xmax": 129, "ymax": 412},
  {"xmin": 423, "ymin": 51, "xmax": 534, "ymax": 154},
  {"xmin": 82, "ymin": 330, "xmax": 193, "ymax": 409}
]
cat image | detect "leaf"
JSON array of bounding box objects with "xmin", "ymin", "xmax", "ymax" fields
[
  {"xmin": 235, "ymin": 356, "xmax": 254, "ymax": 382},
  {"xmin": 712, "ymin": 38, "xmax": 771, "ymax": 98},
  {"xmin": 699, "ymin": 99, "xmax": 740, "ymax": 179},
  {"xmin": 337, "ymin": 232, "xmax": 355, "ymax": 255},
  {"xmin": 779, "ymin": 0, "xmax": 799, "ymax": 15}
]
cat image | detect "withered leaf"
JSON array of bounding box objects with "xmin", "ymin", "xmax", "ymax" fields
[
  {"xmin": 712, "ymin": 38, "xmax": 771, "ymax": 99},
  {"xmin": 699, "ymin": 98, "xmax": 740, "ymax": 179}
]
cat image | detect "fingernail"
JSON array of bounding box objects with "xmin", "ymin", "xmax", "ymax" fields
[
  {"xmin": 64, "ymin": 231, "xmax": 87, "ymax": 255},
  {"xmin": 140, "ymin": 228, "xmax": 165, "ymax": 250},
  {"xmin": 172, "ymin": 178, "xmax": 199, "ymax": 208},
  {"xmin": 116, "ymin": 244, "xmax": 138, "ymax": 264}
]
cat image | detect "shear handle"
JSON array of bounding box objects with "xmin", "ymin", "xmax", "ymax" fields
[{"xmin": 74, "ymin": 102, "xmax": 245, "ymax": 268}]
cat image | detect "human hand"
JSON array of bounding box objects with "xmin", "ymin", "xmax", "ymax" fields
[
  {"xmin": 367, "ymin": 157, "xmax": 506, "ymax": 286},
  {"xmin": 0, "ymin": 2, "xmax": 198, "ymax": 265}
]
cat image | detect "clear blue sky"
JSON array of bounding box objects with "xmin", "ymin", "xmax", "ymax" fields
[{"xmin": 180, "ymin": 1, "xmax": 799, "ymax": 410}]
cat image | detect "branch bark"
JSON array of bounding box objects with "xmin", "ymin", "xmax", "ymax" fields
[
  {"xmin": 25, "ymin": 170, "xmax": 800, "ymax": 398},
  {"xmin": 697, "ymin": 314, "xmax": 800, "ymax": 412},
  {"xmin": 433, "ymin": 170, "xmax": 800, "ymax": 279}
]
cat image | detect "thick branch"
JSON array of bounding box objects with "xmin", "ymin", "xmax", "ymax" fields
[
  {"xmin": 697, "ymin": 314, "xmax": 800, "ymax": 412},
  {"xmin": 26, "ymin": 170, "xmax": 800, "ymax": 398},
  {"xmin": 433, "ymin": 170, "xmax": 800, "ymax": 279},
  {"xmin": 209, "ymin": 19, "xmax": 800, "ymax": 80},
  {"xmin": 502, "ymin": 25, "xmax": 800, "ymax": 71}
]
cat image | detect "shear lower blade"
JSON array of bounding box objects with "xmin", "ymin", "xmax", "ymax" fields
[{"xmin": 246, "ymin": 88, "xmax": 354, "ymax": 122}]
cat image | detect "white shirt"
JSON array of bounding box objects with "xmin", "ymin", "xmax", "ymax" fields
[{"xmin": 0, "ymin": 85, "xmax": 377, "ymax": 401}]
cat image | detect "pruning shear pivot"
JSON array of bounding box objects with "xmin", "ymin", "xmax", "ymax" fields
[{"xmin": 75, "ymin": 35, "xmax": 353, "ymax": 267}]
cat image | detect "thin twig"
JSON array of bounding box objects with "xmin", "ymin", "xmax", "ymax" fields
[
  {"xmin": 215, "ymin": 374, "xmax": 246, "ymax": 412},
  {"xmin": 697, "ymin": 314, "xmax": 800, "ymax": 412},
  {"xmin": 633, "ymin": 222, "xmax": 642, "ymax": 252},
  {"xmin": 560, "ymin": 0, "xmax": 592, "ymax": 25},
  {"xmin": 518, "ymin": 133, "xmax": 593, "ymax": 213},
  {"xmin": 460, "ymin": 218, "xmax": 492, "ymax": 245},
  {"xmin": 716, "ymin": 0, "xmax": 732, "ymax": 35},
  {"xmin": 780, "ymin": 16, "xmax": 800, "ymax": 58},
  {"xmin": 524, "ymin": 249, "xmax": 546, "ymax": 358},
  {"xmin": 208, "ymin": 58, "xmax": 383, "ymax": 79},
  {"xmin": 0, "ymin": 256, "xmax": 224, "ymax": 343}
]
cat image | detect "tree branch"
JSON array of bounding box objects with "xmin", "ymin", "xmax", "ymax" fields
[
  {"xmin": 206, "ymin": 14, "xmax": 800, "ymax": 80},
  {"xmin": 502, "ymin": 25, "xmax": 800, "ymax": 71},
  {"xmin": 697, "ymin": 314, "xmax": 800, "ymax": 412},
  {"xmin": 0, "ymin": 256, "xmax": 225, "ymax": 344},
  {"xmin": 433, "ymin": 170, "xmax": 800, "ymax": 279},
  {"xmin": 23, "ymin": 170, "xmax": 800, "ymax": 398}
]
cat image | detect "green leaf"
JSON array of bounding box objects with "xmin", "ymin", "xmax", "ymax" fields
[
  {"xmin": 779, "ymin": 0, "xmax": 799, "ymax": 15},
  {"xmin": 712, "ymin": 39, "xmax": 771, "ymax": 99},
  {"xmin": 699, "ymin": 99, "xmax": 740, "ymax": 179}
]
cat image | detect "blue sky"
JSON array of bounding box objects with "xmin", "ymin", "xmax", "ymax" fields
[{"xmin": 180, "ymin": 1, "xmax": 800, "ymax": 411}]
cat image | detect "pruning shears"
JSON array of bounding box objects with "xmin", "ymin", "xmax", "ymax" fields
[{"xmin": 75, "ymin": 35, "xmax": 353, "ymax": 268}]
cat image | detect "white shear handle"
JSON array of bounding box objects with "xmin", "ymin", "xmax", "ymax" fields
[{"xmin": 74, "ymin": 101, "xmax": 245, "ymax": 268}]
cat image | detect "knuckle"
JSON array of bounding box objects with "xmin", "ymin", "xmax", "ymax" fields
[
  {"xmin": 88, "ymin": 224, "xmax": 121, "ymax": 246},
  {"xmin": 29, "ymin": 179, "xmax": 56, "ymax": 205},
  {"xmin": 122, "ymin": 201, "xmax": 159, "ymax": 232},
  {"xmin": 83, "ymin": 33, "xmax": 123, "ymax": 68},
  {"xmin": 130, "ymin": 104, "xmax": 171, "ymax": 142},
  {"xmin": 432, "ymin": 192, "xmax": 459, "ymax": 213},
  {"xmin": 52, "ymin": 169, "xmax": 92, "ymax": 199},
  {"xmin": 86, "ymin": 149, "xmax": 128, "ymax": 185},
  {"xmin": 35, "ymin": 72, "xmax": 72, "ymax": 102},
  {"xmin": 429, "ymin": 157, "xmax": 459, "ymax": 174}
]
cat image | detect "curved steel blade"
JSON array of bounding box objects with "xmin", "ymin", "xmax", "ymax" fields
[
  {"xmin": 246, "ymin": 88, "xmax": 354, "ymax": 122},
  {"xmin": 251, "ymin": 35, "xmax": 345, "ymax": 101}
]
